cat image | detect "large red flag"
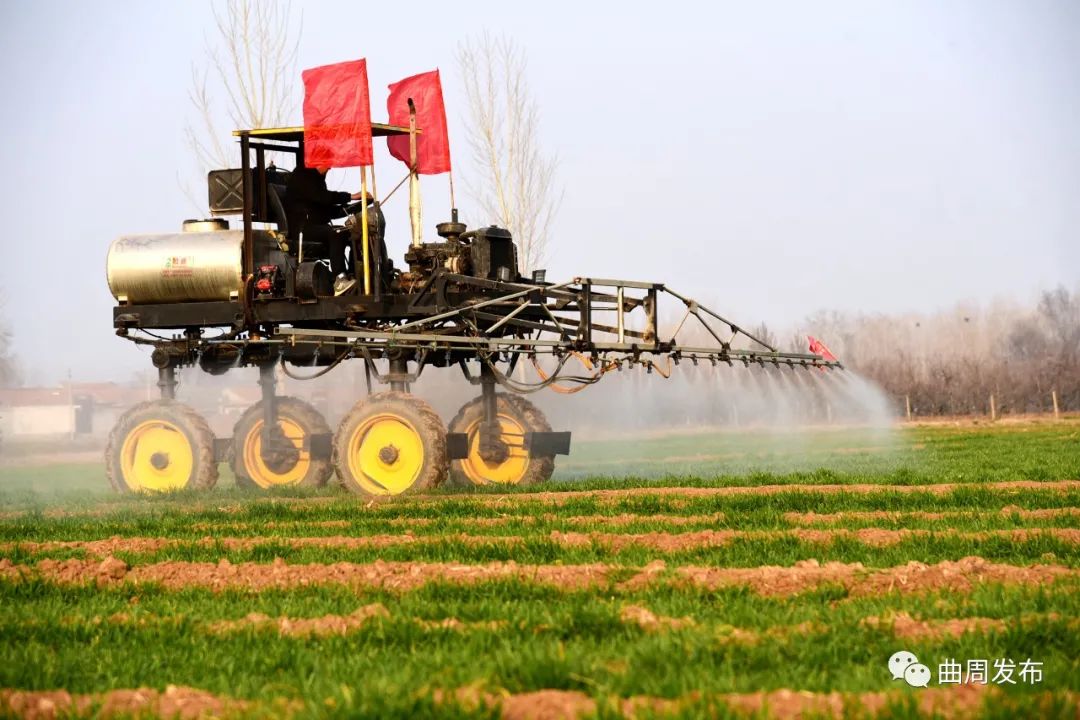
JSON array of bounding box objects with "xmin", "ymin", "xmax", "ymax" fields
[
  {"xmin": 302, "ymin": 59, "xmax": 373, "ymax": 168},
  {"xmin": 807, "ymin": 335, "xmax": 838, "ymax": 361},
  {"xmin": 386, "ymin": 70, "xmax": 451, "ymax": 175}
]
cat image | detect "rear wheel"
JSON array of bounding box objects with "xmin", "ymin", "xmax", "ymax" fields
[
  {"xmin": 231, "ymin": 397, "xmax": 332, "ymax": 490},
  {"xmin": 334, "ymin": 392, "xmax": 447, "ymax": 496},
  {"xmin": 448, "ymin": 393, "xmax": 555, "ymax": 487},
  {"xmin": 105, "ymin": 401, "xmax": 218, "ymax": 493}
]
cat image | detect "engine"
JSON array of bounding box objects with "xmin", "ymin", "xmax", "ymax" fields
[{"xmin": 399, "ymin": 222, "xmax": 521, "ymax": 291}]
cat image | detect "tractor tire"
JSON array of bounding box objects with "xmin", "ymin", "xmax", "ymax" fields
[
  {"xmin": 448, "ymin": 393, "xmax": 555, "ymax": 487},
  {"xmin": 105, "ymin": 400, "xmax": 218, "ymax": 494},
  {"xmin": 231, "ymin": 397, "xmax": 333, "ymax": 490},
  {"xmin": 333, "ymin": 391, "xmax": 448, "ymax": 497}
]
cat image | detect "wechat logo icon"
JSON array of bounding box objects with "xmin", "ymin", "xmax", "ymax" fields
[{"xmin": 889, "ymin": 650, "xmax": 932, "ymax": 688}]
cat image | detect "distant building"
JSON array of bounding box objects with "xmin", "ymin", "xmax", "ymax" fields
[{"xmin": 0, "ymin": 383, "xmax": 144, "ymax": 442}]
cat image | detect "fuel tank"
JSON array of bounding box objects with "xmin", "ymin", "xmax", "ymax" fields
[{"xmin": 106, "ymin": 229, "xmax": 244, "ymax": 305}]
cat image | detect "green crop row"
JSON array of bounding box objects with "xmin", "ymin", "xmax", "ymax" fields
[
  {"xmin": 4, "ymin": 531, "xmax": 1080, "ymax": 568},
  {"xmin": 0, "ymin": 578, "xmax": 1076, "ymax": 703},
  {"xmin": 2, "ymin": 487, "xmax": 1078, "ymax": 543}
]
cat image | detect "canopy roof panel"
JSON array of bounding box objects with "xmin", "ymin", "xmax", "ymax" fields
[{"xmin": 233, "ymin": 123, "xmax": 414, "ymax": 142}]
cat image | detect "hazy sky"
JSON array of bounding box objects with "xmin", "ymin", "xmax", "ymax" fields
[{"xmin": 1, "ymin": 0, "xmax": 1077, "ymax": 385}]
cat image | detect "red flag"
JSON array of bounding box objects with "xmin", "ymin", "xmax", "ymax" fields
[
  {"xmin": 302, "ymin": 59, "xmax": 373, "ymax": 168},
  {"xmin": 807, "ymin": 335, "xmax": 838, "ymax": 361},
  {"xmin": 386, "ymin": 70, "xmax": 451, "ymax": 175}
]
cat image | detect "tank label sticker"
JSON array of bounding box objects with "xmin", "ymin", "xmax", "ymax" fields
[{"xmin": 162, "ymin": 256, "xmax": 196, "ymax": 278}]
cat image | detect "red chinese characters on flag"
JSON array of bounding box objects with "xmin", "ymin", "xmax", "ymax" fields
[
  {"xmin": 386, "ymin": 69, "xmax": 452, "ymax": 175},
  {"xmin": 302, "ymin": 59, "xmax": 373, "ymax": 168},
  {"xmin": 807, "ymin": 335, "xmax": 838, "ymax": 362}
]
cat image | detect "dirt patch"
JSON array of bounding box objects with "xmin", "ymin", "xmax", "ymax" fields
[
  {"xmin": 207, "ymin": 605, "xmax": 505, "ymax": 636},
  {"xmin": 785, "ymin": 507, "xmax": 1080, "ymax": 525},
  {"xmin": 15, "ymin": 527, "xmax": 1078, "ymax": 560},
  {"xmin": 0, "ymin": 685, "xmax": 247, "ymax": 719},
  {"xmin": 446, "ymin": 687, "xmax": 598, "ymax": 720},
  {"xmin": 0, "ymin": 556, "xmax": 611, "ymax": 592},
  {"xmin": 209, "ymin": 603, "xmax": 390, "ymax": 637},
  {"xmin": 619, "ymin": 604, "xmax": 695, "ymax": 632},
  {"xmin": 716, "ymin": 684, "xmax": 995, "ymax": 720},
  {"xmin": 860, "ymin": 612, "xmax": 1006, "ymax": 639},
  {"xmin": 445, "ymin": 685, "xmax": 1002, "ymax": 719},
  {"xmin": 3, "ymin": 553, "xmax": 1076, "ymax": 597},
  {"xmin": 178, "ymin": 512, "xmax": 731, "ymax": 538},
  {"xmin": 461, "ymin": 480, "xmax": 1080, "ymax": 505},
  {"xmin": 190, "ymin": 519, "xmax": 351, "ymax": 533},
  {"xmin": 623, "ymin": 556, "xmax": 1077, "ymax": 596},
  {"xmin": 416, "ymin": 617, "xmax": 508, "ymax": 631},
  {"xmin": 550, "ymin": 529, "xmax": 739, "ymax": 551},
  {"xmin": 0, "ymin": 534, "xmax": 518, "ymax": 558}
]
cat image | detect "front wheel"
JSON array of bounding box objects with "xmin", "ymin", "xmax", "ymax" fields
[
  {"xmin": 105, "ymin": 401, "xmax": 218, "ymax": 493},
  {"xmin": 448, "ymin": 393, "xmax": 555, "ymax": 487}
]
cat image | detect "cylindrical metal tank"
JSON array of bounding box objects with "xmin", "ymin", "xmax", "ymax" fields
[{"xmin": 106, "ymin": 230, "xmax": 244, "ymax": 305}]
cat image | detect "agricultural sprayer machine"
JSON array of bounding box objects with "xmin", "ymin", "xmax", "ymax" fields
[{"xmin": 105, "ymin": 112, "xmax": 841, "ymax": 496}]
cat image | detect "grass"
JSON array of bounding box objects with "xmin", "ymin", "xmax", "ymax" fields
[
  {"xmin": 0, "ymin": 419, "xmax": 1077, "ymax": 717},
  {"xmin": 1, "ymin": 579, "xmax": 1077, "ymax": 697},
  {"xmin": 2, "ymin": 419, "xmax": 1078, "ymax": 507},
  {"xmin": 5, "ymin": 533, "xmax": 1080, "ymax": 568}
]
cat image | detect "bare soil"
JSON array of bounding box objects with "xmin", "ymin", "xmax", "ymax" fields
[
  {"xmin": 208, "ymin": 603, "xmax": 390, "ymax": 637},
  {"xmin": 0, "ymin": 685, "xmax": 249, "ymax": 719},
  {"xmin": 1, "ymin": 683, "xmax": 1055, "ymax": 720},
  {"xmin": 622, "ymin": 556, "xmax": 1077, "ymax": 596},
  {"xmin": 0, "ymin": 557, "xmax": 612, "ymax": 592},
  {"xmin": 785, "ymin": 507, "xmax": 1080, "ymax": 525},
  {"xmin": 446, "ymin": 684, "xmax": 1005, "ymax": 720},
  {"xmin": 10, "ymin": 527, "xmax": 1078, "ymax": 559},
  {"xmin": 206, "ymin": 604, "xmax": 505, "ymax": 636},
  {"xmin": 3, "ymin": 555, "xmax": 1074, "ymax": 597},
  {"xmin": 860, "ymin": 612, "xmax": 1006, "ymax": 639},
  {"xmin": 618, "ymin": 604, "xmax": 695, "ymax": 632},
  {"xmin": 464, "ymin": 480, "xmax": 1080, "ymax": 505}
]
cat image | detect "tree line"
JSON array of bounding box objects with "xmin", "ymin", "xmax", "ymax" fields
[{"xmin": 797, "ymin": 286, "xmax": 1080, "ymax": 417}]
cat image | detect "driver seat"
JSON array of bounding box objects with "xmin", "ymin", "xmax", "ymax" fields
[
  {"xmin": 267, "ymin": 184, "xmax": 289, "ymax": 236},
  {"xmin": 268, "ymin": 183, "xmax": 328, "ymax": 261}
]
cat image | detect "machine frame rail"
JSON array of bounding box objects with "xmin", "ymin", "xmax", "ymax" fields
[{"xmin": 268, "ymin": 275, "xmax": 843, "ymax": 377}]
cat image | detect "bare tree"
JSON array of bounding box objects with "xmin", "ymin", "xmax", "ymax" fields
[
  {"xmin": 749, "ymin": 322, "xmax": 777, "ymax": 350},
  {"xmin": 791, "ymin": 287, "xmax": 1080, "ymax": 416},
  {"xmin": 457, "ymin": 33, "xmax": 561, "ymax": 273},
  {"xmin": 0, "ymin": 294, "xmax": 18, "ymax": 387},
  {"xmin": 186, "ymin": 0, "xmax": 301, "ymax": 195}
]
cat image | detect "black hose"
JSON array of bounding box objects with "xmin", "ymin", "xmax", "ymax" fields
[{"xmin": 279, "ymin": 348, "xmax": 351, "ymax": 380}]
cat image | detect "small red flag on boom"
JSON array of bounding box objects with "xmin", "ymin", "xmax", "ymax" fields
[
  {"xmin": 807, "ymin": 335, "xmax": 838, "ymax": 362},
  {"xmin": 302, "ymin": 59, "xmax": 374, "ymax": 168},
  {"xmin": 386, "ymin": 69, "xmax": 452, "ymax": 175}
]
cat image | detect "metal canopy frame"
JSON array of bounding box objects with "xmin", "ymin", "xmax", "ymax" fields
[{"xmin": 232, "ymin": 123, "xmax": 414, "ymax": 141}]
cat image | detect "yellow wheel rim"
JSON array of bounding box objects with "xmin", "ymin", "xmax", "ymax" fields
[
  {"xmin": 119, "ymin": 419, "xmax": 194, "ymax": 492},
  {"xmin": 346, "ymin": 413, "xmax": 425, "ymax": 495},
  {"xmin": 460, "ymin": 414, "xmax": 530, "ymax": 485},
  {"xmin": 240, "ymin": 417, "xmax": 311, "ymax": 488}
]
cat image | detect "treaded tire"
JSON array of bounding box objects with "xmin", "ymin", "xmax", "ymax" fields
[
  {"xmin": 448, "ymin": 393, "xmax": 555, "ymax": 487},
  {"xmin": 230, "ymin": 397, "xmax": 333, "ymax": 490},
  {"xmin": 105, "ymin": 400, "xmax": 218, "ymax": 494},
  {"xmin": 333, "ymin": 391, "xmax": 448, "ymax": 496}
]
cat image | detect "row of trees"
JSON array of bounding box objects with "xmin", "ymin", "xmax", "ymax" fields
[{"xmin": 796, "ymin": 287, "xmax": 1080, "ymax": 416}]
